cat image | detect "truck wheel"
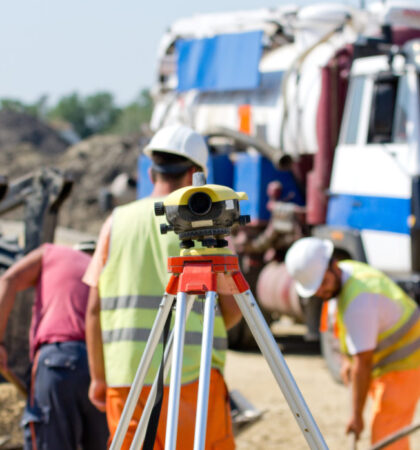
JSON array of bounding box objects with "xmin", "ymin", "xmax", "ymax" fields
[
  {"xmin": 228, "ymin": 312, "xmax": 275, "ymax": 350},
  {"xmin": 228, "ymin": 319, "xmax": 259, "ymax": 350},
  {"xmin": 320, "ymin": 329, "xmax": 342, "ymax": 384}
]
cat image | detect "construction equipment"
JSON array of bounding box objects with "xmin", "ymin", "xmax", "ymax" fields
[
  {"xmin": 110, "ymin": 173, "xmax": 327, "ymax": 449},
  {"xmin": 0, "ymin": 168, "xmax": 73, "ymax": 381},
  {"xmin": 0, "ymin": 167, "xmax": 73, "ymax": 254},
  {"xmin": 138, "ymin": 1, "xmax": 420, "ymax": 380}
]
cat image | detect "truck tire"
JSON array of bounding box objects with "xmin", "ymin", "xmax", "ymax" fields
[
  {"xmin": 228, "ymin": 310, "xmax": 274, "ymax": 350},
  {"xmin": 228, "ymin": 319, "xmax": 259, "ymax": 350},
  {"xmin": 320, "ymin": 328, "xmax": 342, "ymax": 384}
]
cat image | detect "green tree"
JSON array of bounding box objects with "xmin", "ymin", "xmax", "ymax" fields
[
  {"xmin": 48, "ymin": 91, "xmax": 121, "ymax": 138},
  {"xmin": 84, "ymin": 92, "xmax": 121, "ymax": 134},
  {"xmin": 48, "ymin": 93, "xmax": 89, "ymax": 137},
  {"xmin": 0, "ymin": 95, "xmax": 48, "ymax": 118},
  {"xmin": 1, "ymin": 89, "xmax": 153, "ymax": 138},
  {"xmin": 110, "ymin": 89, "xmax": 153, "ymax": 135}
]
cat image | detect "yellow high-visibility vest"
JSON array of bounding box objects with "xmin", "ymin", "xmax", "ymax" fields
[
  {"xmin": 99, "ymin": 197, "xmax": 227, "ymax": 387},
  {"xmin": 337, "ymin": 261, "xmax": 420, "ymax": 378}
]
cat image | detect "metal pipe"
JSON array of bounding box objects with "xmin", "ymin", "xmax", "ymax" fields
[
  {"xmin": 193, "ymin": 291, "xmax": 217, "ymax": 450},
  {"xmin": 233, "ymin": 289, "xmax": 328, "ymax": 449},
  {"xmin": 110, "ymin": 293, "xmax": 175, "ymax": 450},
  {"xmin": 205, "ymin": 126, "xmax": 291, "ymax": 169},
  {"xmin": 165, "ymin": 292, "xmax": 188, "ymax": 450}
]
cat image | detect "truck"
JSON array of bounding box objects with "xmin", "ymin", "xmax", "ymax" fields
[{"xmin": 138, "ymin": 1, "xmax": 420, "ymax": 381}]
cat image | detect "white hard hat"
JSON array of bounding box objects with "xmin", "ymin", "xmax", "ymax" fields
[
  {"xmin": 285, "ymin": 237, "xmax": 334, "ymax": 298},
  {"xmin": 144, "ymin": 124, "xmax": 208, "ymax": 176}
]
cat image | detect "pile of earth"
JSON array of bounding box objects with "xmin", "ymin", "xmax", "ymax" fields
[
  {"xmin": 0, "ymin": 110, "xmax": 149, "ymax": 234},
  {"xmin": 0, "ymin": 110, "xmax": 69, "ymax": 179},
  {"xmin": 56, "ymin": 134, "xmax": 145, "ymax": 234}
]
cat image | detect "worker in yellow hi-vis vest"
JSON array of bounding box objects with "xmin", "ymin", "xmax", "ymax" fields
[
  {"xmin": 286, "ymin": 237, "xmax": 420, "ymax": 450},
  {"xmin": 84, "ymin": 124, "xmax": 241, "ymax": 449}
]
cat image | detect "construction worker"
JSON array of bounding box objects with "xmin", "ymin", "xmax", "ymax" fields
[
  {"xmin": 0, "ymin": 243, "xmax": 109, "ymax": 450},
  {"xmin": 285, "ymin": 237, "xmax": 420, "ymax": 449},
  {"xmin": 84, "ymin": 124, "xmax": 240, "ymax": 449}
]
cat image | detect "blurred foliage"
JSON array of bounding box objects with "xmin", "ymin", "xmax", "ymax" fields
[
  {"xmin": 0, "ymin": 89, "xmax": 153, "ymax": 139},
  {"xmin": 109, "ymin": 89, "xmax": 153, "ymax": 135},
  {"xmin": 0, "ymin": 95, "xmax": 48, "ymax": 118},
  {"xmin": 47, "ymin": 92, "xmax": 121, "ymax": 138}
]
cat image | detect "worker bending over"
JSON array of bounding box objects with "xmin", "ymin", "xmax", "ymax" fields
[
  {"xmin": 84, "ymin": 124, "xmax": 241, "ymax": 449},
  {"xmin": 0, "ymin": 243, "xmax": 109, "ymax": 450},
  {"xmin": 285, "ymin": 237, "xmax": 420, "ymax": 449}
]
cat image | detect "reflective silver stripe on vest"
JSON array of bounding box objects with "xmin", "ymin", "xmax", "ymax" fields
[
  {"xmin": 373, "ymin": 336, "xmax": 420, "ymax": 370},
  {"xmin": 101, "ymin": 295, "xmax": 222, "ymax": 316},
  {"xmin": 376, "ymin": 308, "xmax": 420, "ymax": 352},
  {"xmin": 102, "ymin": 327, "xmax": 227, "ymax": 350}
]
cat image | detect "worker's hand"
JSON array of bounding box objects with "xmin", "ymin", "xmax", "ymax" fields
[
  {"xmin": 340, "ymin": 357, "xmax": 352, "ymax": 385},
  {"xmin": 89, "ymin": 378, "xmax": 107, "ymax": 412},
  {"xmin": 346, "ymin": 414, "xmax": 364, "ymax": 441},
  {"xmin": 0, "ymin": 344, "xmax": 8, "ymax": 371}
]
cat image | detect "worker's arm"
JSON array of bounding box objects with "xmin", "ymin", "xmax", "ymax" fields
[
  {"xmin": 340, "ymin": 354, "xmax": 352, "ymax": 385},
  {"xmin": 0, "ymin": 246, "xmax": 43, "ymax": 369},
  {"xmin": 218, "ymin": 294, "xmax": 242, "ymax": 330},
  {"xmin": 346, "ymin": 349, "xmax": 373, "ymax": 440},
  {"xmin": 84, "ymin": 216, "xmax": 111, "ymax": 412},
  {"xmin": 85, "ymin": 286, "xmax": 107, "ymax": 412}
]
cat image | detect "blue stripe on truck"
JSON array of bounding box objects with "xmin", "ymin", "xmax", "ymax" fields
[{"xmin": 327, "ymin": 194, "xmax": 410, "ymax": 234}]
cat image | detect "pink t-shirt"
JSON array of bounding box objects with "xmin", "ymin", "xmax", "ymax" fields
[{"xmin": 29, "ymin": 243, "xmax": 91, "ymax": 359}]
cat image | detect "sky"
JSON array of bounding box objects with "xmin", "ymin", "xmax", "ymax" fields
[{"xmin": 0, "ymin": 0, "xmax": 362, "ymax": 107}]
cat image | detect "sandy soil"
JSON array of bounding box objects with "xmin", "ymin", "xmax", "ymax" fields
[
  {"xmin": 225, "ymin": 350, "xmax": 369, "ymax": 449},
  {"xmin": 0, "ymin": 385, "xmax": 25, "ymax": 449},
  {"xmin": 2, "ymin": 348, "xmax": 420, "ymax": 449},
  {"xmin": 225, "ymin": 350, "xmax": 420, "ymax": 450}
]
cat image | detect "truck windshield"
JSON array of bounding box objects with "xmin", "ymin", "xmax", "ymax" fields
[
  {"xmin": 368, "ymin": 75, "xmax": 398, "ymax": 144},
  {"xmin": 392, "ymin": 74, "xmax": 410, "ymax": 144},
  {"xmin": 341, "ymin": 75, "xmax": 366, "ymax": 145}
]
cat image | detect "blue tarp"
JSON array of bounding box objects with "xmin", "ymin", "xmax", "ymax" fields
[{"xmin": 176, "ymin": 30, "xmax": 263, "ymax": 92}]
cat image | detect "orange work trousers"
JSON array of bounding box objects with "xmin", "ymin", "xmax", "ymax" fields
[
  {"xmin": 106, "ymin": 368, "xmax": 235, "ymax": 449},
  {"xmin": 369, "ymin": 366, "xmax": 420, "ymax": 450}
]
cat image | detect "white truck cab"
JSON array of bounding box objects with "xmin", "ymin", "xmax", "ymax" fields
[{"xmin": 328, "ymin": 42, "xmax": 420, "ymax": 276}]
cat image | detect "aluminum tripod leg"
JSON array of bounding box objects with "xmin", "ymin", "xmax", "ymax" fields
[
  {"xmin": 193, "ymin": 291, "xmax": 217, "ymax": 450},
  {"xmin": 110, "ymin": 293, "xmax": 175, "ymax": 450},
  {"xmin": 129, "ymin": 295, "xmax": 196, "ymax": 450},
  {"xmin": 233, "ymin": 290, "xmax": 328, "ymax": 450},
  {"xmin": 165, "ymin": 291, "xmax": 188, "ymax": 450}
]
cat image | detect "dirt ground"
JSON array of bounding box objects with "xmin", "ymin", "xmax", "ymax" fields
[
  {"xmin": 2, "ymin": 346, "xmax": 420, "ymax": 449},
  {"xmin": 224, "ymin": 348, "xmax": 420, "ymax": 450},
  {"xmin": 225, "ymin": 350, "xmax": 369, "ymax": 449},
  {"xmin": 0, "ymin": 385, "xmax": 24, "ymax": 449}
]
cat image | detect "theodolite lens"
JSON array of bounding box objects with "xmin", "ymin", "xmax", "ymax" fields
[{"xmin": 188, "ymin": 192, "xmax": 212, "ymax": 216}]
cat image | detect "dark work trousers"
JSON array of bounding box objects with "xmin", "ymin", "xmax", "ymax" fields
[{"xmin": 22, "ymin": 341, "xmax": 109, "ymax": 450}]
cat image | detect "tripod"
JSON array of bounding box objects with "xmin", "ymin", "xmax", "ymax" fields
[{"xmin": 109, "ymin": 246, "xmax": 328, "ymax": 450}]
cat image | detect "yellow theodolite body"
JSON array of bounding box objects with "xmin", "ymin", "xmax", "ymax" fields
[
  {"xmin": 154, "ymin": 179, "xmax": 250, "ymax": 249},
  {"xmin": 163, "ymin": 184, "xmax": 248, "ymax": 206}
]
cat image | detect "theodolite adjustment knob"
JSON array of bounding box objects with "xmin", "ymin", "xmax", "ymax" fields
[
  {"xmin": 154, "ymin": 202, "xmax": 165, "ymax": 216},
  {"xmin": 160, "ymin": 223, "xmax": 174, "ymax": 235}
]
